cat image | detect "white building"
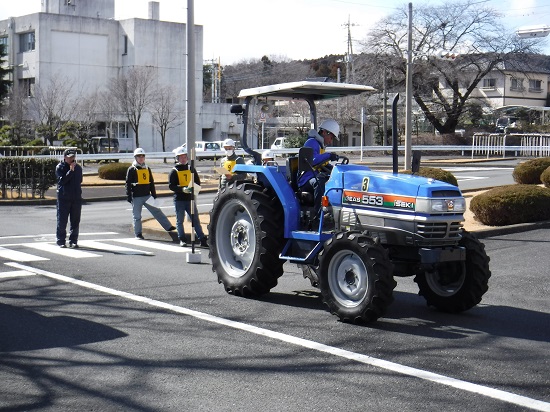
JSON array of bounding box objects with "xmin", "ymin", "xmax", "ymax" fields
[{"xmin": 0, "ymin": 0, "xmax": 204, "ymax": 153}]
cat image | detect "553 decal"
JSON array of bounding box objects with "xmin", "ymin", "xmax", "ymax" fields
[{"xmin": 343, "ymin": 190, "xmax": 416, "ymax": 210}]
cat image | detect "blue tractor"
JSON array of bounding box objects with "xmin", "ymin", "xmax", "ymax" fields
[{"xmin": 208, "ymin": 81, "xmax": 491, "ymax": 324}]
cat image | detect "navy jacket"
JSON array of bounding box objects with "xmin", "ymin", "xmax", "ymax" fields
[{"xmin": 56, "ymin": 161, "xmax": 83, "ymax": 200}]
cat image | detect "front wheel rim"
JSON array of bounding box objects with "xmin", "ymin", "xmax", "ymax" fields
[
  {"xmin": 215, "ymin": 200, "xmax": 256, "ymax": 278},
  {"xmin": 327, "ymin": 250, "xmax": 369, "ymax": 308}
]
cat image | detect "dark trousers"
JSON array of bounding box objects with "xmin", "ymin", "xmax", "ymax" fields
[
  {"xmin": 56, "ymin": 198, "xmax": 82, "ymax": 245},
  {"xmin": 300, "ymin": 175, "xmax": 327, "ymax": 218}
]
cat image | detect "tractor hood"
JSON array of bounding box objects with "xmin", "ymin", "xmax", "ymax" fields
[{"xmin": 326, "ymin": 164, "xmax": 465, "ymax": 216}]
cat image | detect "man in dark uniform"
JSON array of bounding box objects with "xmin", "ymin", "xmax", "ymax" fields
[{"xmin": 55, "ymin": 148, "xmax": 83, "ymax": 248}]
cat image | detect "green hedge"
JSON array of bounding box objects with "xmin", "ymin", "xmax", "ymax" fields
[
  {"xmin": 512, "ymin": 157, "xmax": 550, "ymax": 184},
  {"xmin": 98, "ymin": 162, "xmax": 132, "ymax": 180},
  {"xmin": 541, "ymin": 166, "xmax": 550, "ymax": 188},
  {"xmin": 0, "ymin": 157, "xmax": 58, "ymax": 199},
  {"xmin": 400, "ymin": 167, "xmax": 458, "ymax": 186},
  {"xmin": 470, "ymin": 184, "xmax": 550, "ymax": 226}
]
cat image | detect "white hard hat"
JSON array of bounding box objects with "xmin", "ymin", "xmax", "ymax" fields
[
  {"xmin": 319, "ymin": 119, "xmax": 340, "ymax": 139},
  {"xmin": 262, "ymin": 150, "xmax": 274, "ymax": 160},
  {"xmin": 174, "ymin": 146, "xmax": 187, "ymax": 156},
  {"xmin": 133, "ymin": 148, "xmax": 146, "ymax": 156},
  {"xmin": 223, "ymin": 138, "xmax": 236, "ymax": 148}
]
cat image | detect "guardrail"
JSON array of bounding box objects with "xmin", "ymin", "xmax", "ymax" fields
[{"xmin": 2, "ymin": 140, "xmax": 550, "ymax": 163}]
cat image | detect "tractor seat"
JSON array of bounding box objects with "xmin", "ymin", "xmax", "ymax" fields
[{"xmin": 286, "ymin": 155, "xmax": 315, "ymax": 206}]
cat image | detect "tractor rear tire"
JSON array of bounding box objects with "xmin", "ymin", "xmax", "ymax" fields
[
  {"xmin": 414, "ymin": 230, "xmax": 491, "ymax": 313},
  {"xmin": 318, "ymin": 232, "xmax": 396, "ymax": 324},
  {"xmin": 208, "ymin": 181, "xmax": 285, "ymax": 297}
]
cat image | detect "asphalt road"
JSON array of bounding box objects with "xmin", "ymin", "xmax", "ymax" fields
[{"xmin": 0, "ymin": 202, "xmax": 549, "ymax": 411}]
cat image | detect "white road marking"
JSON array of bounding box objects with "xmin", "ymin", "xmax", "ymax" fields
[
  {"xmin": 23, "ymin": 243, "xmax": 101, "ymax": 259},
  {"xmin": 0, "ymin": 232, "xmax": 118, "ymax": 240},
  {"xmin": 444, "ymin": 167, "xmax": 514, "ymax": 172},
  {"xmin": 0, "ymin": 246, "xmax": 49, "ymax": 262},
  {"xmin": 114, "ymin": 238, "xmax": 188, "ymax": 252},
  {"xmin": 77, "ymin": 240, "xmax": 155, "ymax": 256},
  {"xmin": 6, "ymin": 262, "xmax": 550, "ymax": 412},
  {"xmin": 455, "ymin": 176, "xmax": 489, "ymax": 182},
  {"xmin": 0, "ymin": 270, "xmax": 36, "ymax": 278}
]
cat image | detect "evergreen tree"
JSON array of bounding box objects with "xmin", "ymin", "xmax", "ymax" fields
[{"xmin": 0, "ymin": 43, "xmax": 12, "ymax": 103}]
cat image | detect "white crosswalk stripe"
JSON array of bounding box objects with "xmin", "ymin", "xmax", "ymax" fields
[
  {"xmin": 0, "ymin": 270, "xmax": 36, "ymax": 279},
  {"xmin": 23, "ymin": 243, "xmax": 102, "ymax": 259},
  {"xmin": 0, "ymin": 237, "xmax": 192, "ymax": 263},
  {"xmin": 114, "ymin": 238, "xmax": 190, "ymax": 252},
  {"xmin": 77, "ymin": 240, "xmax": 155, "ymax": 256},
  {"xmin": 0, "ymin": 246, "xmax": 49, "ymax": 262}
]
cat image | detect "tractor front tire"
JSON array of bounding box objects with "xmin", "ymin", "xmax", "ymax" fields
[
  {"xmin": 414, "ymin": 230, "xmax": 491, "ymax": 313},
  {"xmin": 208, "ymin": 182, "xmax": 285, "ymax": 297},
  {"xmin": 318, "ymin": 232, "xmax": 396, "ymax": 324}
]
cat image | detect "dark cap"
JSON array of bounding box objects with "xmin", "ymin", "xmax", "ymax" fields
[{"xmin": 63, "ymin": 149, "xmax": 76, "ymax": 157}]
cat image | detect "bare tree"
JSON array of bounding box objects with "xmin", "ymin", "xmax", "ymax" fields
[
  {"xmin": 29, "ymin": 73, "xmax": 76, "ymax": 145},
  {"xmin": 360, "ymin": 0, "xmax": 544, "ymax": 135},
  {"xmin": 109, "ymin": 66, "xmax": 156, "ymax": 148},
  {"xmin": 150, "ymin": 85, "xmax": 184, "ymax": 158},
  {"xmin": 4, "ymin": 87, "xmax": 31, "ymax": 146}
]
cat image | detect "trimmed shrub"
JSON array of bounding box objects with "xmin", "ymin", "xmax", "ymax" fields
[
  {"xmin": 400, "ymin": 167, "xmax": 458, "ymax": 186},
  {"xmin": 470, "ymin": 184, "xmax": 550, "ymax": 226},
  {"xmin": 541, "ymin": 166, "xmax": 550, "ymax": 188},
  {"xmin": 98, "ymin": 162, "xmax": 132, "ymax": 180},
  {"xmin": 512, "ymin": 157, "xmax": 550, "ymax": 184}
]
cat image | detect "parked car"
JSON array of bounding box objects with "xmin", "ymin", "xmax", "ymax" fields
[
  {"xmin": 88, "ymin": 136, "xmax": 119, "ymax": 162},
  {"xmin": 179, "ymin": 141, "xmax": 222, "ymax": 160},
  {"xmin": 270, "ymin": 137, "xmax": 286, "ymax": 150}
]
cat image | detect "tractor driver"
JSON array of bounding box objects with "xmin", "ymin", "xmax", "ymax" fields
[{"xmin": 297, "ymin": 119, "xmax": 340, "ymax": 219}]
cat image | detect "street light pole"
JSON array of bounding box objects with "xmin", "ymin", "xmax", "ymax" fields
[{"xmin": 404, "ymin": 2, "xmax": 413, "ymax": 170}]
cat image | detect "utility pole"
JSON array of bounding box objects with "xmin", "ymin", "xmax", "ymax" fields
[
  {"xmin": 343, "ymin": 15, "xmax": 358, "ymax": 84},
  {"xmin": 404, "ymin": 2, "xmax": 413, "ymax": 170}
]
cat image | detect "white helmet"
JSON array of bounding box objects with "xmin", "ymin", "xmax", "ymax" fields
[
  {"xmin": 133, "ymin": 148, "xmax": 146, "ymax": 156},
  {"xmin": 319, "ymin": 119, "xmax": 340, "ymax": 139},
  {"xmin": 174, "ymin": 146, "xmax": 187, "ymax": 156},
  {"xmin": 223, "ymin": 138, "xmax": 236, "ymax": 148},
  {"xmin": 262, "ymin": 150, "xmax": 274, "ymax": 160}
]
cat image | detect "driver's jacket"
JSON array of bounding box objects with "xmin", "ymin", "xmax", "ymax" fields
[{"xmin": 297, "ymin": 130, "xmax": 332, "ymax": 187}]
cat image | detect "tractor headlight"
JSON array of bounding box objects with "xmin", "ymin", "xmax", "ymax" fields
[{"xmin": 416, "ymin": 197, "xmax": 466, "ymax": 213}]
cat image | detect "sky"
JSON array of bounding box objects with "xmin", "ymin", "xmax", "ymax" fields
[{"xmin": 1, "ymin": 0, "xmax": 550, "ymax": 64}]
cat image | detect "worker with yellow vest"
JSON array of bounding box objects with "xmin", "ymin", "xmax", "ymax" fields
[
  {"xmin": 125, "ymin": 148, "xmax": 175, "ymax": 239},
  {"xmin": 218, "ymin": 138, "xmax": 246, "ymax": 189},
  {"xmin": 168, "ymin": 146, "xmax": 207, "ymax": 247}
]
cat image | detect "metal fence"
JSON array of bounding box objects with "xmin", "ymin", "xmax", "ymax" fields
[{"xmin": 471, "ymin": 133, "xmax": 550, "ymax": 159}]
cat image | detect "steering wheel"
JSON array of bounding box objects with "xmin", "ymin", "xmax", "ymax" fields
[{"xmin": 338, "ymin": 155, "xmax": 349, "ymax": 165}]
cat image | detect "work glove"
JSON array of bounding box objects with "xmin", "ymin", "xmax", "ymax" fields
[
  {"xmin": 329, "ymin": 153, "xmax": 339, "ymax": 161},
  {"xmin": 183, "ymin": 186, "xmax": 194, "ymax": 194},
  {"xmin": 127, "ymin": 195, "xmax": 133, "ymax": 204}
]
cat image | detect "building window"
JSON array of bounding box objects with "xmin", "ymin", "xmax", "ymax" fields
[
  {"xmin": 19, "ymin": 32, "xmax": 35, "ymax": 52},
  {"xmin": 481, "ymin": 78, "xmax": 496, "ymax": 89},
  {"xmin": 510, "ymin": 78, "xmax": 524, "ymax": 91},
  {"xmin": 123, "ymin": 35, "xmax": 128, "ymax": 55},
  {"xmin": 0, "ymin": 36, "xmax": 8, "ymax": 53},
  {"xmin": 116, "ymin": 122, "xmax": 128, "ymax": 139},
  {"xmin": 20, "ymin": 78, "xmax": 35, "ymax": 97},
  {"xmin": 529, "ymin": 79, "xmax": 542, "ymax": 92}
]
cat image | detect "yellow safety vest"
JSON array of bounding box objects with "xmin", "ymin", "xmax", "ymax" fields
[
  {"xmin": 222, "ymin": 159, "xmax": 236, "ymax": 173},
  {"xmin": 136, "ymin": 168, "xmax": 150, "ymax": 185},
  {"xmin": 177, "ymin": 169, "xmax": 191, "ymax": 186}
]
